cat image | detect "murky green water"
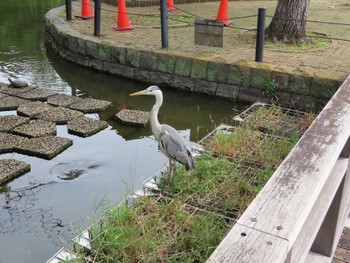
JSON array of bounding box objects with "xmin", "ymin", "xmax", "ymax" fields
[{"xmin": 0, "ymin": 1, "xmax": 245, "ymax": 262}]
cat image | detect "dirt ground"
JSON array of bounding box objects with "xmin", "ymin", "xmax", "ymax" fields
[{"xmin": 67, "ymin": 0, "xmax": 350, "ymax": 81}]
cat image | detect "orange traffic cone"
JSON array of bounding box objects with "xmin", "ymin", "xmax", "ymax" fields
[
  {"xmin": 75, "ymin": 0, "xmax": 94, "ymax": 20},
  {"xmin": 216, "ymin": 0, "xmax": 233, "ymax": 26},
  {"xmin": 113, "ymin": 0, "xmax": 134, "ymax": 31},
  {"xmin": 167, "ymin": 0, "xmax": 178, "ymax": 12}
]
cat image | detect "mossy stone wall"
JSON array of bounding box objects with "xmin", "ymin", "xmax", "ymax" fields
[{"xmin": 44, "ymin": 5, "xmax": 342, "ymax": 111}]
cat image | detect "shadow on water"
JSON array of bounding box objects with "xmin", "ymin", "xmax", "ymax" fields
[{"xmin": 0, "ymin": 1, "xmax": 248, "ymax": 262}]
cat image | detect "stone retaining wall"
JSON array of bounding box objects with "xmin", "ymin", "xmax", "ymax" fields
[{"xmin": 44, "ymin": 5, "xmax": 341, "ymax": 111}]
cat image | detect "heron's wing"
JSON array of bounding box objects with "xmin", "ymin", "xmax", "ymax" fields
[{"xmin": 159, "ymin": 125, "xmax": 194, "ymax": 169}]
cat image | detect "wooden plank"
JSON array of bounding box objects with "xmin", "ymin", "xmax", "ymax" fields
[
  {"xmin": 312, "ymin": 164, "xmax": 350, "ymax": 258},
  {"xmin": 206, "ymin": 223, "xmax": 289, "ymax": 263},
  {"xmin": 289, "ymin": 158, "xmax": 348, "ymax": 262},
  {"xmin": 236, "ymin": 76, "xmax": 350, "ymax": 245},
  {"xmin": 333, "ymin": 247, "xmax": 350, "ymax": 262},
  {"xmin": 305, "ymin": 251, "xmax": 330, "ymax": 263},
  {"xmin": 338, "ymin": 227, "xmax": 350, "ymax": 250}
]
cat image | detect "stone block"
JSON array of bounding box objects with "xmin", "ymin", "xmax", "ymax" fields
[
  {"xmin": 190, "ymin": 58, "xmax": 208, "ymax": 80},
  {"xmin": 111, "ymin": 45, "xmax": 127, "ymax": 65},
  {"xmin": 140, "ymin": 50, "xmax": 158, "ymax": 71},
  {"xmin": 149, "ymin": 72, "xmax": 173, "ymax": 86},
  {"xmin": 157, "ymin": 53, "xmax": 176, "ymax": 74},
  {"xmin": 134, "ymin": 69, "xmax": 150, "ymax": 82},
  {"xmin": 76, "ymin": 37, "xmax": 87, "ymax": 55},
  {"xmin": 173, "ymin": 75, "xmax": 195, "ymax": 91},
  {"xmin": 195, "ymin": 79, "xmax": 217, "ymax": 95},
  {"xmin": 251, "ymin": 62, "xmax": 273, "ymax": 89},
  {"xmin": 89, "ymin": 59, "xmax": 103, "ymax": 71},
  {"xmin": 98, "ymin": 43, "xmax": 112, "ymax": 62},
  {"xmin": 272, "ymin": 65, "xmax": 293, "ymax": 91},
  {"xmin": 103, "ymin": 62, "xmax": 134, "ymax": 79},
  {"xmin": 127, "ymin": 48, "xmax": 141, "ymax": 68},
  {"xmin": 207, "ymin": 61, "xmax": 228, "ymax": 83},
  {"xmin": 310, "ymin": 71, "xmax": 339, "ymax": 100},
  {"xmin": 67, "ymin": 35, "xmax": 78, "ymax": 53},
  {"xmin": 194, "ymin": 19, "xmax": 224, "ymax": 47},
  {"xmin": 238, "ymin": 87, "xmax": 261, "ymax": 103},
  {"xmin": 175, "ymin": 55, "xmax": 192, "ymax": 77},
  {"xmin": 216, "ymin": 83, "xmax": 239, "ymax": 101},
  {"xmin": 86, "ymin": 41, "xmax": 98, "ymax": 59},
  {"xmin": 228, "ymin": 60, "xmax": 252, "ymax": 87},
  {"xmin": 288, "ymin": 67, "xmax": 314, "ymax": 94}
]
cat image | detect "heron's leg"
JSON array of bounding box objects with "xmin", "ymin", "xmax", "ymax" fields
[{"xmin": 168, "ymin": 159, "xmax": 172, "ymax": 188}]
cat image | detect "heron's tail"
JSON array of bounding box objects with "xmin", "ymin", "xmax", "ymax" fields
[{"xmin": 185, "ymin": 151, "xmax": 195, "ymax": 171}]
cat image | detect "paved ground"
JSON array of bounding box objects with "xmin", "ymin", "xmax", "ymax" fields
[{"xmin": 66, "ymin": 0, "xmax": 350, "ymax": 81}]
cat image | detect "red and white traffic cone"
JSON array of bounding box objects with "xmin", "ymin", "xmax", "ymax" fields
[
  {"xmin": 113, "ymin": 0, "xmax": 134, "ymax": 31},
  {"xmin": 75, "ymin": 0, "xmax": 94, "ymax": 20},
  {"xmin": 216, "ymin": 0, "xmax": 233, "ymax": 26}
]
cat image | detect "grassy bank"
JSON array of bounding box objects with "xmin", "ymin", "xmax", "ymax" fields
[{"xmin": 67, "ymin": 104, "xmax": 315, "ymax": 262}]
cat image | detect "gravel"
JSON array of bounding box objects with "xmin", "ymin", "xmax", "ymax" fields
[
  {"xmin": 17, "ymin": 101, "xmax": 54, "ymax": 117},
  {"xmin": 115, "ymin": 109, "xmax": 150, "ymax": 127},
  {"xmin": 12, "ymin": 119, "xmax": 57, "ymax": 138},
  {"xmin": 67, "ymin": 116, "xmax": 108, "ymax": 137},
  {"xmin": 47, "ymin": 94, "xmax": 82, "ymax": 107},
  {"xmin": 0, "ymin": 95, "xmax": 31, "ymax": 110},
  {"xmin": 0, "ymin": 115, "xmax": 30, "ymax": 132},
  {"xmin": 0, "ymin": 158, "xmax": 31, "ymax": 185},
  {"xmin": 17, "ymin": 88, "xmax": 58, "ymax": 101},
  {"xmin": 68, "ymin": 97, "xmax": 112, "ymax": 113},
  {"xmin": 16, "ymin": 136, "xmax": 73, "ymax": 160},
  {"xmin": 34, "ymin": 106, "xmax": 84, "ymax": 124}
]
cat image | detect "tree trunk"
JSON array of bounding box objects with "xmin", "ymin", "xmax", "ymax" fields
[{"xmin": 266, "ymin": 0, "xmax": 311, "ymax": 43}]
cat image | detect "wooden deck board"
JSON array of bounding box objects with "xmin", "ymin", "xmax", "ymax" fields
[{"xmin": 333, "ymin": 227, "xmax": 350, "ymax": 262}]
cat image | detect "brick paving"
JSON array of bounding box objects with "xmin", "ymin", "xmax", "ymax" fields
[{"xmin": 67, "ymin": 0, "xmax": 350, "ymax": 81}]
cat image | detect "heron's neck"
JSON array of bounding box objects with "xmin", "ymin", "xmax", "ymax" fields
[{"xmin": 150, "ymin": 92, "xmax": 163, "ymax": 140}]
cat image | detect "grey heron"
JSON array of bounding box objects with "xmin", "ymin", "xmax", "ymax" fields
[{"xmin": 130, "ymin": 86, "xmax": 195, "ymax": 176}]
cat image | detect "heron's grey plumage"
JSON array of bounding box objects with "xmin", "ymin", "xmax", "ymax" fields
[{"xmin": 130, "ymin": 85, "xmax": 195, "ymax": 173}]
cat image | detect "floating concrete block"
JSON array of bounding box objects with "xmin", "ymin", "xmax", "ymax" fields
[
  {"xmin": 0, "ymin": 95, "xmax": 30, "ymax": 111},
  {"xmin": 17, "ymin": 88, "xmax": 58, "ymax": 101},
  {"xmin": 0, "ymin": 115, "xmax": 30, "ymax": 132},
  {"xmin": 0, "ymin": 86, "xmax": 34, "ymax": 96},
  {"xmin": 68, "ymin": 98, "xmax": 112, "ymax": 113},
  {"xmin": 47, "ymin": 94, "xmax": 82, "ymax": 107},
  {"xmin": 67, "ymin": 116, "xmax": 108, "ymax": 137},
  {"xmin": 115, "ymin": 109, "xmax": 150, "ymax": 127},
  {"xmin": 12, "ymin": 120, "xmax": 57, "ymax": 138},
  {"xmin": 0, "ymin": 159, "xmax": 31, "ymax": 185},
  {"xmin": 0, "ymin": 132, "xmax": 29, "ymax": 153},
  {"xmin": 35, "ymin": 106, "xmax": 83, "ymax": 124},
  {"xmin": 0, "ymin": 92, "xmax": 8, "ymax": 99},
  {"xmin": 16, "ymin": 136, "xmax": 73, "ymax": 160},
  {"xmin": 17, "ymin": 101, "xmax": 54, "ymax": 117}
]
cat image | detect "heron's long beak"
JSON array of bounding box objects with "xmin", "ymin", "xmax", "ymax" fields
[{"xmin": 129, "ymin": 90, "xmax": 147, "ymax": 96}]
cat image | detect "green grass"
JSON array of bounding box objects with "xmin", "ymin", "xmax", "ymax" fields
[
  {"xmin": 242, "ymin": 105, "xmax": 316, "ymax": 137},
  {"xmin": 74, "ymin": 197, "xmax": 232, "ymax": 262},
  {"xmin": 203, "ymin": 127, "xmax": 297, "ymax": 168},
  {"xmin": 264, "ymin": 32, "xmax": 331, "ymax": 50},
  {"xmin": 159, "ymin": 153, "xmax": 275, "ymax": 214}
]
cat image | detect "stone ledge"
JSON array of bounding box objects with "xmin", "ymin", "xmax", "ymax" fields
[{"xmin": 44, "ymin": 5, "xmax": 343, "ymax": 111}]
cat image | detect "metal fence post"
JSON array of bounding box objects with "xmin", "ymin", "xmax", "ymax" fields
[
  {"xmin": 65, "ymin": 0, "xmax": 72, "ymax": 21},
  {"xmin": 255, "ymin": 7, "xmax": 266, "ymax": 62},
  {"xmin": 160, "ymin": 0, "xmax": 169, "ymax": 48},
  {"xmin": 94, "ymin": 0, "xmax": 101, "ymax": 36}
]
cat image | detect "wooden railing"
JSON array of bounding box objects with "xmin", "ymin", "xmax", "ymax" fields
[{"xmin": 207, "ymin": 75, "xmax": 350, "ymax": 263}]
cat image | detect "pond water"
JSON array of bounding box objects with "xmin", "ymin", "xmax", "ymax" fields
[{"xmin": 0, "ymin": 1, "xmax": 245, "ymax": 262}]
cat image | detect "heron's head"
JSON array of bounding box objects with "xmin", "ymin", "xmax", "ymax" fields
[{"xmin": 129, "ymin": 85, "xmax": 161, "ymax": 97}]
